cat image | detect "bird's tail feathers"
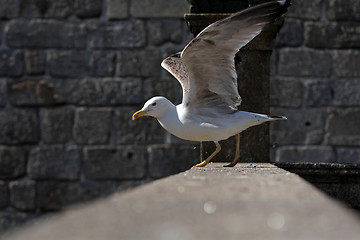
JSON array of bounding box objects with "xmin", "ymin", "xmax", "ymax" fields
[{"xmin": 266, "ymin": 115, "xmax": 287, "ymax": 121}]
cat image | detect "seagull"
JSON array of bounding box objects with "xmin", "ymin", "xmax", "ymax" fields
[{"xmin": 132, "ymin": 0, "xmax": 290, "ymax": 168}]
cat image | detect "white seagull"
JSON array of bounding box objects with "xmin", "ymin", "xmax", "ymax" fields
[{"xmin": 133, "ymin": 0, "xmax": 290, "ymax": 168}]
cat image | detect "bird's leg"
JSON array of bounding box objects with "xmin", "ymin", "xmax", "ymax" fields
[
  {"xmin": 224, "ymin": 134, "xmax": 240, "ymax": 167},
  {"xmin": 191, "ymin": 142, "xmax": 221, "ymax": 168}
]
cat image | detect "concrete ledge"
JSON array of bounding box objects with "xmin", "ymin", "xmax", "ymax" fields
[{"xmin": 3, "ymin": 163, "xmax": 360, "ymax": 240}]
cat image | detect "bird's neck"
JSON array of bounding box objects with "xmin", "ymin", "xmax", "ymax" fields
[{"xmin": 156, "ymin": 103, "xmax": 181, "ymax": 134}]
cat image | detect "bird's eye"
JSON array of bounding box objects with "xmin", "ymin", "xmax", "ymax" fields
[{"xmin": 152, "ymin": 102, "xmax": 157, "ymax": 106}]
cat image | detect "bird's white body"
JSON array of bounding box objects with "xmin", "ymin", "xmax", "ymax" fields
[{"xmin": 157, "ymin": 102, "xmax": 275, "ymax": 142}]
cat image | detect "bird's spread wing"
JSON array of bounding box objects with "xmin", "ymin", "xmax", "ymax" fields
[
  {"xmin": 177, "ymin": 0, "xmax": 291, "ymax": 115},
  {"xmin": 161, "ymin": 52, "xmax": 189, "ymax": 101}
]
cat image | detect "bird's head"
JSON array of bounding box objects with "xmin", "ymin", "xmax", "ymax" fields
[{"xmin": 132, "ymin": 96, "xmax": 173, "ymax": 120}]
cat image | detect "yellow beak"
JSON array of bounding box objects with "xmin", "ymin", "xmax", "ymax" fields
[{"xmin": 132, "ymin": 109, "xmax": 149, "ymax": 120}]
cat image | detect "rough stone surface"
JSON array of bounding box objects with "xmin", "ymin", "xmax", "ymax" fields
[
  {"xmin": 0, "ymin": 50, "xmax": 24, "ymax": 77},
  {"xmin": 148, "ymin": 145, "xmax": 199, "ymax": 178},
  {"xmin": 270, "ymin": 77, "xmax": 302, "ymax": 108},
  {"xmin": 326, "ymin": 0, "xmax": 360, "ymax": 21},
  {"xmin": 6, "ymin": 21, "xmax": 86, "ymax": 48},
  {"xmin": 74, "ymin": 108, "xmax": 112, "ymax": 144},
  {"xmin": 0, "ymin": 109, "xmax": 39, "ymax": 144},
  {"xmin": 83, "ymin": 146, "xmax": 147, "ymax": 180},
  {"xmin": 337, "ymin": 148, "xmax": 360, "ymax": 164},
  {"xmin": 9, "ymin": 80, "xmax": 61, "ymax": 106},
  {"xmin": 332, "ymin": 50, "xmax": 360, "ymax": 77},
  {"xmin": 114, "ymin": 107, "xmax": 165, "ymax": 145},
  {"xmin": 286, "ymin": 0, "xmax": 322, "ymax": 20},
  {"xmin": 270, "ymin": 108, "xmax": 326, "ymax": 146},
  {"xmin": 304, "ymin": 80, "xmax": 334, "ymax": 107},
  {"xmin": 143, "ymin": 76, "xmax": 183, "ymax": 104},
  {"xmin": 305, "ymin": 22, "xmax": 360, "ymax": 49},
  {"xmin": 275, "ymin": 19, "xmax": 302, "ymax": 47},
  {"xmin": 88, "ymin": 21, "xmax": 146, "ymax": 48},
  {"xmin": 89, "ymin": 51, "xmax": 115, "ymax": 77},
  {"xmin": 0, "ymin": 147, "xmax": 27, "ymax": 180},
  {"xmin": 148, "ymin": 20, "xmax": 184, "ymax": 46},
  {"xmin": 0, "ymin": 212, "xmax": 30, "ymax": 236},
  {"xmin": 0, "ymin": 181, "xmax": 8, "ymax": 209},
  {"xmin": 106, "ymin": 0, "xmax": 129, "ymax": 19},
  {"xmin": 28, "ymin": 146, "xmax": 81, "ymax": 180},
  {"xmin": 48, "ymin": 51, "xmax": 85, "ymax": 78},
  {"xmin": 130, "ymin": 0, "xmax": 189, "ymax": 18},
  {"xmin": 42, "ymin": 107, "xmax": 74, "ymax": 144},
  {"xmin": 278, "ymin": 48, "xmax": 331, "ymax": 77},
  {"xmin": 276, "ymin": 146, "xmax": 336, "ymax": 163},
  {"xmin": 0, "ymin": 0, "xmax": 20, "ymax": 19},
  {"xmin": 325, "ymin": 108, "xmax": 360, "ymax": 146},
  {"xmin": 9, "ymin": 181, "xmax": 36, "ymax": 211},
  {"xmin": 25, "ymin": 50, "xmax": 45, "ymax": 75},
  {"xmin": 36, "ymin": 181, "xmax": 117, "ymax": 211},
  {"xmin": 116, "ymin": 50, "xmax": 162, "ymax": 77},
  {"xmin": 43, "ymin": 0, "xmax": 73, "ymax": 19},
  {"xmin": 4, "ymin": 164, "xmax": 360, "ymax": 240},
  {"xmin": 75, "ymin": 0, "xmax": 102, "ymax": 18},
  {"xmin": 0, "ymin": 79, "xmax": 6, "ymax": 106}
]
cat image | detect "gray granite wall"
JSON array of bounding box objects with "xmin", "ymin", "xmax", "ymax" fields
[
  {"xmin": 270, "ymin": 0, "xmax": 360, "ymax": 164},
  {"xmin": 0, "ymin": 0, "xmax": 359, "ymax": 234}
]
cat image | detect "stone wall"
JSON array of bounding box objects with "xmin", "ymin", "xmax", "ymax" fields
[
  {"xmin": 270, "ymin": 0, "xmax": 360, "ymax": 164},
  {"xmin": 0, "ymin": 0, "xmax": 198, "ymax": 233}
]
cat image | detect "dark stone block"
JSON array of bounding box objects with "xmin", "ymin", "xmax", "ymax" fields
[
  {"xmin": 332, "ymin": 79, "xmax": 360, "ymax": 106},
  {"xmin": 276, "ymin": 146, "xmax": 336, "ymax": 163},
  {"xmin": 9, "ymin": 80, "xmax": 62, "ymax": 106},
  {"xmin": 332, "ymin": 50, "xmax": 360, "ymax": 78},
  {"xmin": 287, "ymin": 0, "xmax": 322, "ymax": 20},
  {"xmin": 0, "ymin": 181, "xmax": 8, "ymax": 209},
  {"xmin": 0, "ymin": 79, "xmax": 6, "ymax": 106},
  {"xmin": 116, "ymin": 50, "xmax": 162, "ymax": 77},
  {"xmin": 0, "ymin": 50, "xmax": 24, "ymax": 77},
  {"xmin": 106, "ymin": 0, "xmax": 129, "ymax": 19},
  {"xmin": 43, "ymin": 0, "xmax": 73, "ymax": 19},
  {"xmin": 37, "ymin": 181, "xmax": 117, "ymax": 211},
  {"xmin": 148, "ymin": 145, "xmax": 199, "ymax": 178},
  {"xmin": 148, "ymin": 19, "xmax": 183, "ymax": 46},
  {"xmin": 25, "ymin": 50, "xmax": 45, "ymax": 75},
  {"xmin": 130, "ymin": 0, "xmax": 188, "ymax": 18},
  {"xmin": 270, "ymin": 108, "xmax": 326, "ymax": 146},
  {"xmin": 337, "ymin": 148, "xmax": 360, "ymax": 164},
  {"xmin": 0, "ymin": 0, "xmax": 20, "ymax": 19},
  {"xmin": 270, "ymin": 77, "xmax": 302, "ymax": 108},
  {"xmin": 48, "ymin": 50, "xmax": 85, "ymax": 78},
  {"xmin": 28, "ymin": 146, "xmax": 81, "ymax": 180},
  {"xmin": 326, "ymin": 0, "xmax": 360, "ymax": 21},
  {"xmin": 0, "ymin": 147, "xmax": 27, "ymax": 180},
  {"xmin": 325, "ymin": 108, "xmax": 360, "ymax": 146},
  {"xmin": 42, "ymin": 107, "xmax": 74, "ymax": 144},
  {"xmin": 0, "ymin": 212, "xmax": 30, "ymax": 234},
  {"xmin": 74, "ymin": 108, "xmax": 112, "ymax": 144},
  {"xmin": 278, "ymin": 49, "xmax": 331, "ymax": 77},
  {"xmin": 75, "ymin": 0, "xmax": 102, "ymax": 18},
  {"xmin": 9, "ymin": 181, "xmax": 36, "ymax": 211},
  {"xmin": 20, "ymin": 0, "xmax": 43, "ymax": 18},
  {"xmin": 88, "ymin": 21, "xmax": 146, "ymax": 48},
  {"xmin": 275, "ymin": 19, "xmax": 303, "ymax": 47},
  {"xmin": 114, "ymin": 107, "xmax": 166, "ymax": 144},
  {"xmin": 6, "ymin": 20, "xmax": 86, "ymax": 48},
  {"xmin": 89, "ymin": 51, "xmax": 115, "ymax": 77},
  {"xmin": 305, "ymin": 22, "xmax": 360, "ymax": 49},
  {"xmin": 84, "ymin": 146, "xmax": 147, "ymax": 180},
  {"xmin": 0, "ymin": 109, "xmax": 39, "ymax": 144},
  {"xmin": 304, "ymin": 80, "xmax": 334, "ymax": 107}
]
